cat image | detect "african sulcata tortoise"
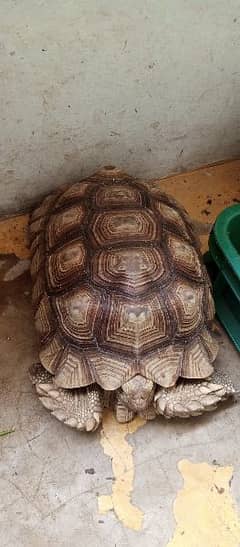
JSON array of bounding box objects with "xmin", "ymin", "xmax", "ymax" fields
[{"xmin": 29, "ymin": 167, "xmax": 235, "ymax": 432}]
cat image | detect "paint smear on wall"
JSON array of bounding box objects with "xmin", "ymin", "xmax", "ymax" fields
[
  {"xmin": 168, "ymin": 460, "xmax": 240, "ymax": 547},
  {"xmin": 98, "ymin": 411, "xmax": 145, "ymax": 531}
]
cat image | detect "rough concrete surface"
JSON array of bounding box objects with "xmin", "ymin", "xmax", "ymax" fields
[
  {"xmin": 1, "ymin": 255, "xmax": 240, "ymax": 547},
  {"xmin": 1, "ymin": 1, "xmax": 240, "ymax": 214},
  {"xmin": 1, "ymin": 162, "xmax": 240, "ymax": 545}
]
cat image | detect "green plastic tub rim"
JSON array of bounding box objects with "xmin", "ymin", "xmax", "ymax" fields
[{"xmin": 213, "ymin": 203, "xmax": 240, "ymax": 280}]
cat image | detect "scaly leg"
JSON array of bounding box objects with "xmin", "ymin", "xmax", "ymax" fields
[
  {"xmin": 154, "ymin": 372, "xmax": 236, "ymax": 419},
  {"xmin": 29, "ymin": 363, "xmax": 103, "ymax": 432}
]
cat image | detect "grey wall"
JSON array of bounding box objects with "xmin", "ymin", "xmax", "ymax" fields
[{"xmin": 1, "ymin": 1, "xmax": 240, "ymax": 214}]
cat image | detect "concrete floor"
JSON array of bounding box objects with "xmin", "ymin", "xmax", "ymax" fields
[{"xmin": 1, "ymin": 162, "xmax": 240, "ymax": 546}]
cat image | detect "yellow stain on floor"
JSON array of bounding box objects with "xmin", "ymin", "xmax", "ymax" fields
[
  {"xmin": 0, "ymin": 214, "xmax": 30, "ymax": 259},
  {"xmin": 168, "ymin": 460, "xmax": 240, "ymax": 547},
  {"xmin": 98, "ymin": 411, "xmax": 146, "ymax": 531},
  {"xmin": 153, "ymin": 159, "xmax": 240, "ymax": 253}
]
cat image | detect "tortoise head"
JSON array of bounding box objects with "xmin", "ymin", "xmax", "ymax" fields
[{"xmin": 120, "ymin": 374, "xmax": 155, "ymax": 412}]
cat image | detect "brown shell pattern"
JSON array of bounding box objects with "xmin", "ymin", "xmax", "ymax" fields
[{"xmin": 29, "ymin": 169, "xmax": 217, "ymax": 390}]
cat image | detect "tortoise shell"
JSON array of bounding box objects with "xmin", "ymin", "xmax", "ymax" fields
[{"xmin": 29, "ymin": 167, "xmax": 217, "ymax": 391}]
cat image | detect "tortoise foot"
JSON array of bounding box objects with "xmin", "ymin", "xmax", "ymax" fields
[
  {"xmin": 154, "ymin": 371, "xmax": 236, "ymax": 419},
  {"xmin": 29, "ymin": 363, "xmax": 103, "ymax": 432}
]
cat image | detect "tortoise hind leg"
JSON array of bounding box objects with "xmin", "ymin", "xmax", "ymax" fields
[
  {"xmin": 154, "ymin": 372, "xmax": 236, "ymax": 419},
  {"xmin": 29, "ymin": 363, "xmax": 103, "ymax": 432}
]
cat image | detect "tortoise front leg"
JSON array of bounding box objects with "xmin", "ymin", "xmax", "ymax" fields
[
  {"xmin": 29, "ymin": 363, "xmax": 103, "ymax": 432},
  {"xmin": 154, "ymin": 372, "xmax": 236, "ymax": 419}
]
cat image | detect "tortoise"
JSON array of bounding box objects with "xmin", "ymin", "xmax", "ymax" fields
[{"xmin": 29, "ymin": 166, "xmax": 235, "ymax": 432}]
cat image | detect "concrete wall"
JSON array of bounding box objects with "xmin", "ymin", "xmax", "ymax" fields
[{"xmin": 1, "ymin": 1, "xmax": 240, "ymax": 215}]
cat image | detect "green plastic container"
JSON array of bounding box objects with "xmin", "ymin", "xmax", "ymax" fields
[{"xmin": 206, "ymin": 204, "xmax": 240, "ymax": 351}]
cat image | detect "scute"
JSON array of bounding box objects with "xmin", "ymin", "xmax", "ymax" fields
[
  {"xmin": 168, "ymin": 280, "xmax": 204, "ymax": 335},
  {"xmin": 32, "ymin": 272, "xmax": 45, "ymax": 309},
  {"xmin": 94, "ymin": 184, "xmax": 143, "ymax": 208},
  {"xmin": 200, "ymin": 328, "xmax": 218, "ymax": 362},
  {"xmin": 90, "ymin": 209, "xmax": 160, "ymax": 247},
  {"xmin": 92, "ymin": 246, "xmax": 165, "ymax": 295},
  {"xmin": 54, "ymin": 285, "xmax": 101, "ymax": 344},
  {"xmin": 182, "ymin": 338, "xmax": 214, "ymax": 379},
  {"xmin": 35, "ymin": 295, "xmax": 53, "ymax": 341},
  {"xmin": 54, "ymin": 346, "xmax": 94, "ymax": 388},
  {"xmin": 39, "ymin": 334, "xmax": 64, "ymax": 373},
  {"xmin": 87, "ymin": 352, "xmax": 133, "ymax": 390},
  {"xmin": 29, "ymin": 215, "xmax": 45, "ymax": 240},
  {"xmin": 167, "ymin": 234, "xmax": 203, "ymax": 280},
  {"xmin": 47, "ymin": 205, "xmax": 85, "ymax": 249},
  {"xmin": 155, "ymin": 200, "xmax": 190, "ymax": 239},
  {"xmin": 54, "ymin": 181, "xmax": 91, "ymax": 208},
  {"xmin": 30, "ymin": 232, "xmax": 43, "ymax": 254},
  {"xmin": 30, "ymin": 243, "xmax": 44, "ymax": 278},
  {"xmin": 30, "ymin": 169, "xmax": 218, "ymax": 392},
  {"xmin": 100, "ymin": 293, "xmax": 170, "ymax": 355},
  {"xmin": 205, "ymin": 285, "xmax": 215, "ymax": 322},
  {"xmin": 142, "ymin": 345, "xmax": 183, "ymax": 387},
  {"xmin": 31, "ymin": 194, "xmax": 56, "ymax": 223},
  {"xmin": 47, "ymin": 239, "xmax": 86, "ymax": 291}
]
